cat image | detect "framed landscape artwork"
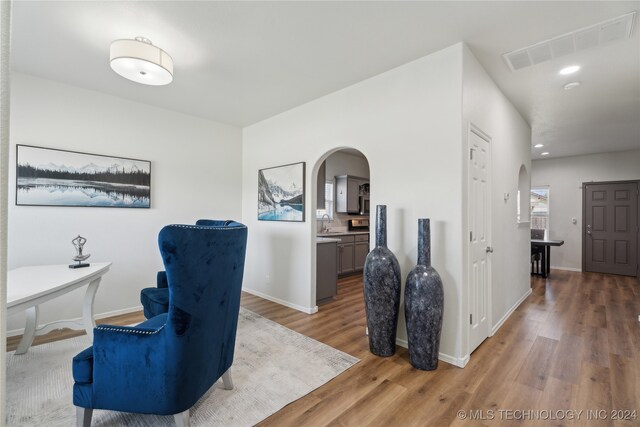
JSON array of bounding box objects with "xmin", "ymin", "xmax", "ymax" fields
[
  {"xmin": 16, "ymin": 145, "xmax": 151, "ymax": 208},
  {"xmin": 258, "ymin": 162, "xmax": 305, "ymax": 222}
]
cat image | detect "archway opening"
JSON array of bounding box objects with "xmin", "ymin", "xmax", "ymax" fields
[{"xmin": 311, "ymin": 147, "xmax": 371, "ymax": 311}]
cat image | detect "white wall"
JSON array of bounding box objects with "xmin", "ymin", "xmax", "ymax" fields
[
  {"xmin": 242, "ymin": 43, "xmax": 531, "ymax": 365},
  {"xmin": 462, "ymin": 45, "xmax": 532, "ymax": 354},
  {"xmin": 242, "ymin": 44, "xmax": 466, "ymax": 362},
  {"xmin": 531, "ymin": 150, "xmax": 640, "ymax": 270},
  {"xmin": 7, "ymin": 73, "xmax": 242, "ymax": 332},
  {"xmin": 1, "ymin": 1, "xmax": 12, "ymax": 416}
]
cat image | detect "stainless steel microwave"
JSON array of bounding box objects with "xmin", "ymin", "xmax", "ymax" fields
[{"xmin": 359, "ymin": 196, "xmax": 370, "ymax": 215}]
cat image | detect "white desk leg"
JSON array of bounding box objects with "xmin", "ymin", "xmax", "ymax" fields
[
  {"xmin": 16, "ymin": 305, "xmax": 39, "ymax": 355},
  {"xmin": 82, "ymin": 277, "xmax": 102, "ymax": 341}
]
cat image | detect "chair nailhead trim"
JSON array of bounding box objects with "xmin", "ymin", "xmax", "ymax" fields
[
  {"xmin": 97, "ymin": 325, "xmax": 165, "ymax": 335},
  {"xmin": 170, "ymin": 224, "xmax": 246, "ymax": 231}
]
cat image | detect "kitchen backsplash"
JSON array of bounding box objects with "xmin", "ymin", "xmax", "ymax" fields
[{"xmin": 317, "ymin": 212, "xmax": 369, "ymax": 233}]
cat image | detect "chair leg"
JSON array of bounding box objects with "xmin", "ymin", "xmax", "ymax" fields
[
  {"xmin": 174, "ymin": 409, "xmax": 190, "ymax": 427},
  {"xmin": 222, "ymin": 368, "xmax": 234, "ymax": 390},
  {"xmin": 76, "ymin": 407, "xmax": 93, "ymax": 427}
]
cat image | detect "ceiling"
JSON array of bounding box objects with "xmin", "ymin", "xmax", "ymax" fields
[{"xmin": 10, "ymin": 1, "xmax": 640, "ymax": 159}]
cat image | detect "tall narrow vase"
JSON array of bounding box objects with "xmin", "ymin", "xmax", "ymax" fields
[
  {"xmin": 404, "ymin": 218, "xmax": 444, "ymax": 370},
  {"xmin": 363, "ymin": 205, "xmax": 401, "ymax": 357}
]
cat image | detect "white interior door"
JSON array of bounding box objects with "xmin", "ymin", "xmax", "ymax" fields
[{"xmin": 468, "ymin": 127, "xmax": 491, "ymax": 353}]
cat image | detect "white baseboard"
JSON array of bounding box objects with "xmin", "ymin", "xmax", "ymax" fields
[
  {"xmin": 7, "ymin": 305, "xmax": 143, "ymax": 338},
  {"xmin": 395, "ymin": 338, "xmax": 468, "ymax": 368},
  {"xmin": 396, "ymin": 337, "xmax": 407, "ymax": 348},
  {"xmin": 457, "ymin": 354, "xmax": 471, "ymax": 367},
  {"xmin": 491, "ymin": 288, "xmax": 531, "ymax": 336},
  {"xmin": 550, "ymin": 266, "xmax": 581, "ymax": 272},
  {"xmin": 243, "ymin": 287, "xmax": 318, "ymax": 314}
]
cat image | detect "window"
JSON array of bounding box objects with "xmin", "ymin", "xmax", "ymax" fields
[
  {"xmin": 316, "ymin": 180, "xmax": 334, "ymax": 219},
  {"xmin": 530, "ymin": 187, "xmax": 549, "ymax": 232}
]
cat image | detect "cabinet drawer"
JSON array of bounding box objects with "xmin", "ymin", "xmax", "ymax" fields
[
  {"xmin": 336, "ymin": 235, "xmax": 355, "ymax": 244},
  {"xmin": 354, "ymin": 234, "xmax": 369, "ymax": 242}
]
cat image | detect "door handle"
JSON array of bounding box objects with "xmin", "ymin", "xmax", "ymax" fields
[{"xmin": 486, "ymin": 246, "xmax": 493, "ymax": 253}]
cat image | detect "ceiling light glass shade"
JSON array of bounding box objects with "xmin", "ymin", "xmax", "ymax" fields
[
  {"xmin": 110, "ymin": 38, "xmax": 173, "ymax": 86},
  {"xmin": 534, "ymin": 144, "xmax": 544, "ymax": 148},
  {"xmin": 541, "ymin": 152, "xmax": 550, "ymax": 156}
]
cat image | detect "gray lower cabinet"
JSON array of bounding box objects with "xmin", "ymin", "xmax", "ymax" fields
[
  {"xmin": 354, "ymin": 234, "xmax": 370, "ymax": 270},
  {"xmin": 336, "ymin": 234, "xmax": 370, "ymax": 275},
  {"xmin": 338, "ymin": 239, "xmax": 355, "ymax": 275},
  {"xmin": 316, "ymin": 241, "xmax": 337, "ymax": 304}
]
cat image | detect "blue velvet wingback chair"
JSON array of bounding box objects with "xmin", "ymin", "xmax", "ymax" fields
[
  {"xmin": 72, "ymin": 222, "xmax": 248, "ymax": 426},
  {"xmin": 140, "ymin": 219, "xmax": 242, "ymax": 319}
]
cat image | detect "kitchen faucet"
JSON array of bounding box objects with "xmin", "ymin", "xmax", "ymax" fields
[{"xmin": 321, "ymin": 213, "xmax": 331, "ymax": 233}]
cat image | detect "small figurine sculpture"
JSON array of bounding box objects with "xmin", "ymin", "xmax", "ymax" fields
[{"xmin": 69, "ymin": 235, "xmax": 91, "ymax": 269}]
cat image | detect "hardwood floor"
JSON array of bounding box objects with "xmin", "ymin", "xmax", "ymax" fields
[
  {"xmin": 7, "ymin": 270, "xmax": 640, "ymax": 425},
  {"xmin": 5, "ymin": 311, "xmax": 145, "ymax": 352},
  {"xmin": 249, "ymin": 271, "xmax": 639, "ymax": 426}
]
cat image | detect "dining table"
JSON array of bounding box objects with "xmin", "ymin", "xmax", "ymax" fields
[{"xmin": 531, "ymin": 239, "xmax": 564, "ymax": 278}]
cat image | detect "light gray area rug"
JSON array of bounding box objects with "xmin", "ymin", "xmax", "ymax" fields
[{"xmin": 7, "ymin": 308, "xmax": 359, "ymax": 426}]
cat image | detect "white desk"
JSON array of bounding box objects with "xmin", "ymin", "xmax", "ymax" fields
[{"xmin": 8, "ymin": 262, "xmax": 111, "ymax": 354}]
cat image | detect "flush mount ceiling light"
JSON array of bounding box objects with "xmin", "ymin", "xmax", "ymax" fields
[
  {"xmin": 534, "ymin": 144, "xmax": 544, "ymax": 148},
  {"xmin": 541, "ymin": 152, "xmax": 550, "ymax": 156},
  {"xmin": 110, "ymin": 37, "xmax": 173, "ymax": 86},
  {"xmin": 564, "ymin": 81, "xmax": 582, "ymax": 90},
  {"xmin": 559, "ymin": 65, "xmax": 580, "ymax": 75}
]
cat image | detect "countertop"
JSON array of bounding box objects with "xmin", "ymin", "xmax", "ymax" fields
[
  {"xmin": 317, "ymin": 237, "xmax": 341, "ymax": 244},
  {"xmin": 316, "ymin": 231, "xmax": 370, "ymax": 237}
]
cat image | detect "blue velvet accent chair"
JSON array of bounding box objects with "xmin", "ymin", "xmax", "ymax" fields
[
  {"xmin": 140, "ymin": 219, "xmax": 241, "ymax": 318},
  {"xmin": 72, "ymin": 222, "xmax": 248, "ymax": 427}
]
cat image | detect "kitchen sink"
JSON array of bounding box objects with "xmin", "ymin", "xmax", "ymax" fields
[{"xmin": 317, "ymin": 230, "xmax": 344, "ymax": 236}]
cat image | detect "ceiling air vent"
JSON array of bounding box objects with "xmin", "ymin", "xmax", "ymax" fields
[{"xmin": 503, "ymin": 11, "xmax": 636, "ymax": 72}]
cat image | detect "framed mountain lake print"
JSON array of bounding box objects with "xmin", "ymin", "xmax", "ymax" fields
[
  {"xmin": 258, "ymin": 162, "xmax": 305, "ymax": 222},
  {"xmin": 16, "ymin": 145, "xmax": 151, "ymax": 208}
]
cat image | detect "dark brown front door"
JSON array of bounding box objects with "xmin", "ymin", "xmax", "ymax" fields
[{"xmin": 584, "ymin": 181, "xmax": 638, "ymax": 276}]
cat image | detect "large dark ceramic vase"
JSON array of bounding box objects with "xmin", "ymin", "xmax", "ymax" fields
[
  {"xmin": 363, "ymin": 205, "xmax": 401, "ymax": 357},
  {"xmin": 404, "ymin": 218, "xmax": 444, "ymax": 370}
]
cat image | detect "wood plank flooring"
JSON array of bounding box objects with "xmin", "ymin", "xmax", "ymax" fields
[
  {"xmin": 5, "ymin": 311, "xmax": 144, "ymax": 352},
  {"xmin": 7, "ymin": 270, "xmax": 640, "ymax": 426}
]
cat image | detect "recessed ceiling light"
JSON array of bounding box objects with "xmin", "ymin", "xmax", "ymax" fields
[
  {"xmin": 559, "ymin": 65, "xmax": 580, "ymax": 75},
  {"xmin": 534, "ymin": 144, "xmax": 544, "ymax": 148},
  {"xmin": 541, "ymin": 152, "xmax": 550, "ymax": 156},
  {"xmin": 564, "ymin": 81, "xmax": 582, "ymax": 90}
]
